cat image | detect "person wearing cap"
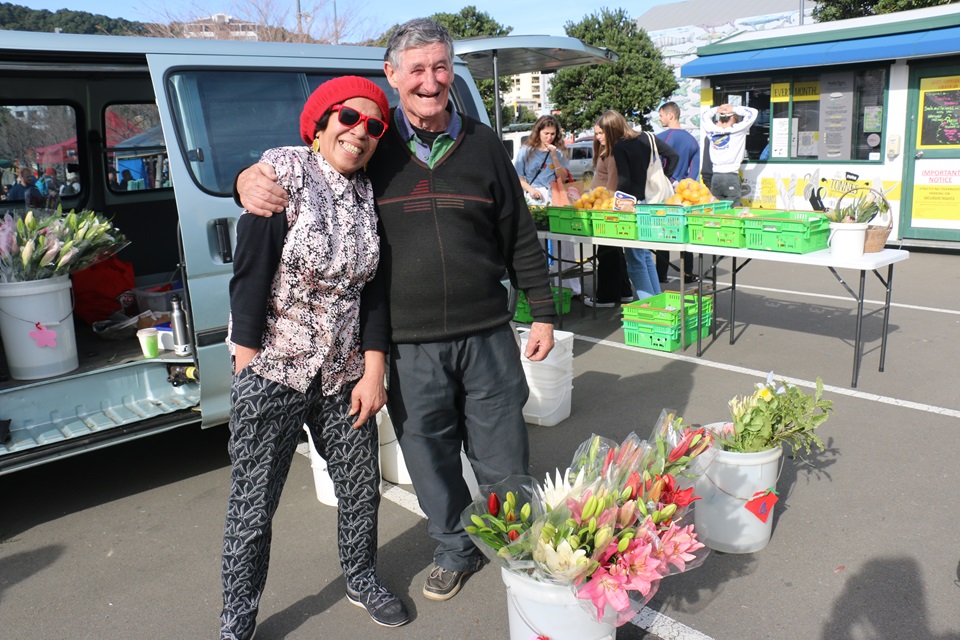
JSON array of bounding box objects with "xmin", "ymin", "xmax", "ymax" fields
[
  {"xmin": 60, "ymin": 171, "xmax": 80, "ymax": 196},
  {"xmin": 235, "ymin": 18, "xmax": 556, "ymax": 604},
  {"xmin": 221, "ymin": 75, "xmax": 407, "ymax": 639},
  {"xmin": 703, "ymin": 103, "xmax": 758, "ymax": 206}
]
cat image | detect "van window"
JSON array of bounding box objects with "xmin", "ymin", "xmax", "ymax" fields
[
  {"xmin": 0, "ymin": 104, "xmax": 80, "ymax": 205},
  {"xmin": 169, "ymin": 71, "xmax": 397, "ymax": 196},
  {"xmin": 167, "ymin": 70, "xmax": 307, "ymax": 195},
  {"xmin": 105, "ymin": 104, "xmax": 167, "ymax": 193},
  {"xmin": 571, "ymin": 145, "xmax": 592, "ymax": 161}
]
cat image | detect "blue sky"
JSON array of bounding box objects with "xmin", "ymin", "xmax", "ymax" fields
[{"xmin": 16, "ymin": 0, "xmax": 682, "ymax": 39}]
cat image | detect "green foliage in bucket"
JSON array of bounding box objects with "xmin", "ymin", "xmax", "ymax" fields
[
  {"xmin": 718, "ymin": 373, "xmax": 834, "ymax": 454},
  {"xmin": 824, "ymin": 188, "xmax": 888, "ymax": 224},
  {"xmin": 0, "ymin": 208, "xmax": 128, "ymax": 283}
]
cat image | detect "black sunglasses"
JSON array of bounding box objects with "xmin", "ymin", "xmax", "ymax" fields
[{"xmin": 330, "ymin": 105, "xmax": 388, "ymax": 139}]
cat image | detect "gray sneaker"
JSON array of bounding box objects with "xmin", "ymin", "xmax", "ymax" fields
[
  {"xmin": 346, "ymin": 584, "xmax": 410, "ymax": 627},
  {"xmin": 422, "ymin": 564, "xmax": 476, "ymax": 601}
]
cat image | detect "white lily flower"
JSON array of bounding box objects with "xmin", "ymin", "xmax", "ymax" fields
[
  {"xmin": 535, "ymin": 537, "xmax": 589, "ymax": 578},
  {"xmin": 543, "ymin": 467, "xmax": 587, "ymax": 510}
]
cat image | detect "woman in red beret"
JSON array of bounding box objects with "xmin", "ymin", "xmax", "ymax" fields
[{"xmin": 221, "ymin": 76, "xmax": 406, "ymax": 639}]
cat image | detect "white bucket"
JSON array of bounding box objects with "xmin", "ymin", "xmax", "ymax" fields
[
  {"xmin": 828, "ymin": 221, "xmax": 868, "ymax": 259},
  {"xmin": 304, "ymin": 426, "xmax": 338, "ymax": 507},
  {"xmin": 517, "ymin": 328, "xmax": 574, "ymax": 427},
  {"xmin": 0, "ymin": 275, "xmax": 79, "ymax": 380},
  {"xmin": 501, "ymin": 568, "xmax": 616, "ymax": 640},
  {"xmin": 523, "ymin": 376, "xmax": 573, "ymax": 427},
  {"xmin": 693, "ymin": 435, "xmax": 783, "ymax": 554}
]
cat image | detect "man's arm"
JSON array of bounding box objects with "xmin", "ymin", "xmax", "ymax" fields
[
  {"xmin": 234, "ymin": 163, "xmax": 288, "ymax": 216},
  {"xmin": 731, "ymin": 106, "xmax": 759, "ymax": 132}
]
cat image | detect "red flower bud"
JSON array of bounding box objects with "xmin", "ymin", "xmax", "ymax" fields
[
  {"xmin": 508, "ymin": 529, "xmax": 520, "ymax": 541},
  {"xmin": 624, "ymin": 471, "xmax": 641, "ymax": 501},
  {"xmin": 488, "ymin": 492, "xmax": 501, "ymax": 516}
]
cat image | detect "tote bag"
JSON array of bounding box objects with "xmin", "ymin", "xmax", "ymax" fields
[{"xmin": 644, "ymin": 131, "xmax": 674, "ymax": 204}]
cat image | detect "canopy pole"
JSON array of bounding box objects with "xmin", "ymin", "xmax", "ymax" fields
[{"xmin": 492, "ymin": 49, "xmax": 503, "ymax": 139}]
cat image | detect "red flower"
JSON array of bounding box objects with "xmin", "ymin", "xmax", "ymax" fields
[{"xmin": 488, "ymin": 492, "xmax": 501, "ymax": 517}]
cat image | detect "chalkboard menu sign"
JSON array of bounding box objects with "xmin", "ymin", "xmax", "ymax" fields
[{"xmin": 918, "ymin": 76, "xmax": 960, "ymax": 148}]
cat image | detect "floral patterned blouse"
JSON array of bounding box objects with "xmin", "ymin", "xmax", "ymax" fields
[{"xmin": 228, "ymin": 146, "xmax": 380, "ymax": 395}]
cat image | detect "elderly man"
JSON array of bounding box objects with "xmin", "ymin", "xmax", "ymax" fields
[{"xmin": 236, "ymin": 18, "xmax": 556, "ymax": 602}]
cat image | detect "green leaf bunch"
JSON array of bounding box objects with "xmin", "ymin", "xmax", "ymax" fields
[{"xmin": 720, "ymin": 376, "xmax": 834, "ymax": 454}]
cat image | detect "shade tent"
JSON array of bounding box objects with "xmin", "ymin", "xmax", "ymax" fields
[
  {"xmin": 453, "ymin": 35, "xmax": 618, "ymax": 136},
  {"xmin": 35, "ymin": 137, "xmax": 77, "ymax": 164},
  {"xmin": 113, "ymin": 125, "xmax": 165, "ymax": 158}
]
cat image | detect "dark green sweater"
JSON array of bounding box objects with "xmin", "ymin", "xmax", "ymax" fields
[{"xmin": 366, "ymin": 111, "xmax": 556, "ymax": 343}]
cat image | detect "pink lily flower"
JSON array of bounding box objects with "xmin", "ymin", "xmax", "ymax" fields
[
  {"xmin": 575, "ymin": 564, "xmax": 629, "ymax": 621},
  {"xmin": 657, "ymin": 522, "xmax": 705, "ymax": 573},
  {"xmin": 618, "ymin": 539, "xmax": 666, "ymax": 596}
]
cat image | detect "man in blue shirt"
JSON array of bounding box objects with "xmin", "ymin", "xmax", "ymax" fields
[{"xmin": 656, "ymin": 102, "xmax": 699, "ymax": 282}]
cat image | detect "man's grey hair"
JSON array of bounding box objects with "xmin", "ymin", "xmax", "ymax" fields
[{"xmin": 384, "ymin": 18, "xmax": 454, "ymax": 69}]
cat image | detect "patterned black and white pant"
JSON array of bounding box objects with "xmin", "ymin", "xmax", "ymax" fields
[{"xmin": 219, "ymin": 368, "xmax": 381, "ymax": 640}]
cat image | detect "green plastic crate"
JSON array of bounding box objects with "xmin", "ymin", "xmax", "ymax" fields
[
  {"xmin": 514, "ymin": 286, "xmax": 573, "ymax": 323},
  {"xmin": 590, "ymin": 210, "xmax": 638, "ymax": 240},
  {"xmin": 547, "ymin": 207, "xmax": 593, "ymax": 236},
  {"xmin": 622, "ymin": 291, "xmax": 713, "ymax": 324},
  {"xmin": 622, "ymin": 313, "xmax": 712, "ymax": 352},
  {"xmin": 687, "ymin": 211, "xmax": 747, "ymax": 248},
  {"xmin": 742, "ymin": 210, "xmax": 830, "ymax": 254},
  {"xmin": 636, "ymin": 210, "xmax": 687, "ymax": 243},
  {"xmin": 687, "ymin": 200, "xmax": 734, "ymax": 215}
]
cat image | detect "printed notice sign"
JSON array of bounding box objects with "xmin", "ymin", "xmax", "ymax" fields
[{"xmin": 912, "ymin": 159, "xmax": 960, "ymax": 228}]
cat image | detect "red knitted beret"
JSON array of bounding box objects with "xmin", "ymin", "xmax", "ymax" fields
[
  {"xmin": 299, "ymin": 76, "xmax": 391, "ymax": 144},
  {"xmin": 44, "ymin": 167, "xmax": 56, "ymax": 177}
]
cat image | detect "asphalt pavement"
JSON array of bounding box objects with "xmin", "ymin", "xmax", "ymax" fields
[{"xmin": 2, "ymin": 247, "xmax": 959, "ymax": 640}]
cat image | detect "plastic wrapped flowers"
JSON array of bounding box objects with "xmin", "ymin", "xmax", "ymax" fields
[
  {"xmin": 461, "ymin": 410, "xmax": 718, "ymax": 626},
  {"xmin": 0, "ymin": 208, "xmax": 128, "ymax": 283}
]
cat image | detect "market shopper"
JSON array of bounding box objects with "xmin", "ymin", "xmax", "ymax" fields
[
  {"xmin": 514, "ymin": 114, "xmax": 580, "ymax": 298},
  {"xmin": 221, "ymin": 76, "xmax": 408, "ymax": 640},
  {"xmin": 5, "ymin": 168, "xmax": 42, "ymax": 206},
  {"xmin": 235, "ymin": 18, "xmax": 556, "ymax": 605},
  {"xmin": 582, "ymin": 111, "xmax": 635, "ymax": 308},
  {"xmin": 656, "ymin": 102, "xmax": 699, "ymax": 283},
  {"xmin": 608, "ymin": 111, "xmax": 680, "ymax": 300},
  {"xmin": 703, "ymin": 103, "xmax": 758, "ymax": 207},
  {"xmin": 515, "ymin": 114, "xmax": 570, "ymax": 203}
]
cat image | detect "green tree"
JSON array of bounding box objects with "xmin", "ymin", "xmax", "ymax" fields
[
  {"xmin": 0, "ymin": 2, "xmax": 146, "ymax": 35},
  {"xmin": 549, "ymin": 8, "xmax": 677, "ymax": 134},
  {"xmin": 373, "ymin": 7, "xmax": 512, "ymax": 125},
  {"xmin": 812, "ymin": 0, "xmax": 958, "ymax": 21}
]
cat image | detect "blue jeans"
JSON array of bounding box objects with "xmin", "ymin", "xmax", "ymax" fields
[{"xmin": 624, "ymin": 248, "xmax": 662, "ymax": 301}]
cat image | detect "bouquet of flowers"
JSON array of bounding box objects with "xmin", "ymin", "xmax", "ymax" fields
[
  {"xmin": 0, "ymin": 208, "xmax": 129, "ymax": 283},
  {"xmin": 461, "ymin": 410, "xmax": 717, "ymax": 626}
]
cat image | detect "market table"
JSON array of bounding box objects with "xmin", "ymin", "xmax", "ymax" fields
[
  {"xmin": 691, "ymin": 245, "xmax": 909, "ymax": 388},
  {"xmin": 537, "ymin": 231, "xmax": 909, "ymax": 388}
]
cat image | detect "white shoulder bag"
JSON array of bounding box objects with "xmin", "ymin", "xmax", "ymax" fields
[{"xmin": 644, "ymin": 131, "xmax": 675, "ymax": 204}]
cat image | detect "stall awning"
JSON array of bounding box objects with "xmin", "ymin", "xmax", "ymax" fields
[
  {"xmin": 682, "ymin": 24, "xmax": 960, "ymax": 78},
  {"xmin": 454, "ymin": 35, "xmax": 617, "ymax": 80}
]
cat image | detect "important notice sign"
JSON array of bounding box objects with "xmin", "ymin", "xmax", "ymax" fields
[{"xmin": 912, "ymin": 159, "xmax": 960, "ymax": 228}]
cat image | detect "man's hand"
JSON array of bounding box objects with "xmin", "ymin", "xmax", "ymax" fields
[
  {"xmin": 349, "ymin": 351, "xmax": 387, "ymax": 429},
  {"xmin": 524, "ymin": 322, "xmax": 555, "ymax": 362},
  {"xmin": 238, "ymin": 162, "xmax": 288, "ymax": 217}
]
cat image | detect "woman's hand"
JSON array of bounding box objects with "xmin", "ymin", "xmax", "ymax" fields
[
  {"xmin": 529, "ymin": 189, "xmax": 544, "ymax": 201},
  {"xmin": 233, "ymin": 345, "xmax": 259, "ymax": 374},
  {"xmin": 350, "ymin": 350, "xmax": 387, "ymax": 428}
]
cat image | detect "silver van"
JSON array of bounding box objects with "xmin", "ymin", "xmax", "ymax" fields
[
  {"xmin": 567, "ymin": 140, "xmax": 595, "ymax": 182},
  {"xmin": 0, "ymin": 31, "xmax": 487, "ymax": 474}
]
